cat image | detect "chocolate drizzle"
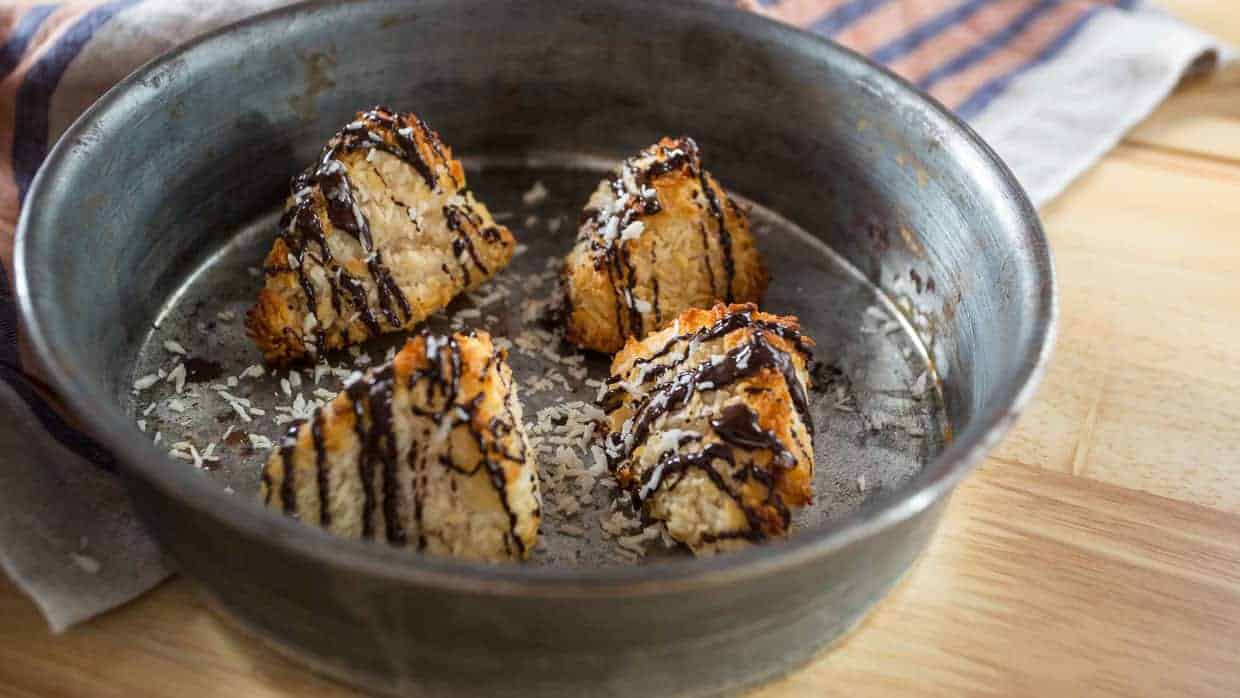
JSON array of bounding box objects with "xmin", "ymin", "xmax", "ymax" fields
[
  {"xmin": 711, "ymin": 403, "xmax": 795, "ymax": 469},
  {"xmin": 311, "ymin": 410, "xmax": 331, "ymax": 526},
  {"xmin": 407, "ymin": 336, "xmax": 527, "ymax": 556},
  {"xmin": 638, "ymin": 442, "xmax": 732, "ymax": 504},
  {"xmin": 310, "ymin": 364, "xmax": 402, "ymax": 541},
  {"xmin": 633, "ymin": 424, "xmax": 792, "ymax": 541},
  {"xmin": 365, "ymin": 368, "xmax": 404, "ymax": 544},
  {"xmin": 579, "ymin": 137, "xmax": 710, "ymax": 338},
  {"xmin": 277, "ymin": 334, "xmax": 528, "ymax": 555},
  {"xmin": 697, "ymin": 222, "xmax": 719, "ymax": 300},
  {"xmin": 603, "ymin": 307, "xmax": 817, "ymax": 542},
  {"xmin": 316, "ymin": 162, "xmax": 410, "ymax": 328},
  {"xmin": 350, "ymin": 383, "xmax": 376, "ymax": 538},
  {"xmin": 698, "ymin": 172, "xmax": 735, "ymax": 303},
  {"xmin": 444, "ymin": 204, "xmax": 491, "ymax": 287},
  {"xmin": 606, "ymin": 332, "xmax": 810, "ymax": 466},
  {"xmin": 602, "ymin": 308, "xmax": 814, "ymax": 416},
  {"xmin": 278, "ymin": 421, "xmax": 302, "ymax": 517},
  {"xmin": 272, "ymin": 106, "xmax": 454, "ymax": 353},
  {"xmin": 338, "ymin": 106, "xmax": 443, "ymax": 190},
  {"xmin": 648, "ymin": 243, "xmax": 662, "ymax": 328}
]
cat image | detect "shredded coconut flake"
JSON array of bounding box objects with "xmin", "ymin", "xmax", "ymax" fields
[
  {"xmin": 133, "ymin": 373, "xmax": 160, "ymax": 391},
  {"xmin": 619, "ymin": 220, "xmax": 645, "ymax": 242},
  {"xmin": 69, "ymin": 553, "xmax": 101, "ymax": 574},
  {"xmin": 521, "ymin": 180, "xmax": 549, "ymax": 206},
  {"xmin": 557, "ymin": 523, "xmax": 586, "ymax": 537},
  {"xmin": 228, "ymin": 400, "xmax": 252, "ymax": 422}
]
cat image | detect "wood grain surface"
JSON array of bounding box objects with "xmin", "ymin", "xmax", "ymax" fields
[{"xmin": 3, "ymin": 2, "xmax": 1239, "ymax": 696}]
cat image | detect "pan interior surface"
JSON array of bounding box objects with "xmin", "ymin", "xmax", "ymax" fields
[{"xmin": 128, "ymin": 156, "xmax": 947, "ymax": 568}]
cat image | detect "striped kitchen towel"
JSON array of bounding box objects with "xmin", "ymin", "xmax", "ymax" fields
[{"xmin": 0, "ymin": 0, "xmax": 1226, "ymax": 632}]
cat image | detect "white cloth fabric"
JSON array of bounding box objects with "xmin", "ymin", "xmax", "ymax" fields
[{"xmin": 972, "ymin": 3, "xmax": 1228, "ymax": 204}]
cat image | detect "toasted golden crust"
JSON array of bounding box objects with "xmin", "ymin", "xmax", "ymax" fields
[
  {"xmin": 602, "ymin": 303, "xmax": 814, "ymax": 555},
  {"xmin": 259, "ymin": 331, "xmax": 540, "ymax": 562},
  {"xmin": 247, "ymin": 107, "xmax": 515, "ymax": 365},
  {"xmin": 563, "ymin": 137, "xmax": 769, "ymax": 353}
]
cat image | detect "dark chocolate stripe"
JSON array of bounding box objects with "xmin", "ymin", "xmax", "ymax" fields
[
  {"xmin": 311, "ymin": 409, "xmax": 331, "ymax": 526},
  {"xmin": 697, "ymin": 222, "xmax": 720, "ymax": 300},
  {"xmin": 606, "ymin": 333, "xmax": 811, "ymax": 466},
  {"xmin": 317, "ymin": 165, "xmax": 409, "ymax": 327},
  {"xmin": 348, "ymin": 384, "xmax": 376, "ymax": 538},
  {"xmin": 444, "ymin": 204, "xmax": 490, "ymax": 287},
  {"xmin": 649, "ymin": 243, "xmax": 662, "ymax": 328},
  {"xmin": 275, "ymin": 332, "xmax": 528, "ymax": 554},
  {"xmin": 710, "ymin": 403, "xmax": 795, "ymax": 469},
  {"xmin": 410, "ymin": 335, "xmax": 526, "ymax": 554},
  {"xmin": 370, "ymin": 250, "xmax": 412, "ymax": 327},
  {"xmin": 342, "ymin": 106, "xmax": 442, "ymax": 190},
  {"xmin": 278, "ymin": 422, "xmax": 302, "ymax": 516},
  {"xmin": 699, "ymin": 172, "xmax": 735, "ymax": 303},
  {"xmin": 278, "ymin": 107, "xmax": 455, "ymax": 351},
  {"xmin": 637, "ymin": 443, "xmax": 769, "ymax": 542},
  {"xmin": 602, "ymin": 309, "xmax": 814, "ymax": 410},
  {"xmin": 366, "ymin": 366, "xmax": 405, "ymax": 545},
  {"xmin": 387, "ymin": 121, "xmax": 437, "ymax": 190}
]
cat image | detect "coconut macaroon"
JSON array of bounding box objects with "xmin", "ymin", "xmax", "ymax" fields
[
  {"xmin": 248, "ymin": 106, "xmax": 515, "ymax": 366},
  {"xmin": 602, "ymin": 303, "xmax": 814, "ymax": 555},
  {"xmin": 562, "ymin": 137, "xmax": 768, "ymax": 354},
  {"xmin": 260, "ymin": 331, "xmax": 540, "ymax": 562}
]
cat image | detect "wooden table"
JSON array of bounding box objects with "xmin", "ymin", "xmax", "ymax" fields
[{"xmin": 3, "ymin": 3, "xmax": 1239, "ymax": 695}]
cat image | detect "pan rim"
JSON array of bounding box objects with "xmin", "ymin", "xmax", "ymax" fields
[{"xmin": 14, "ymin": 0, "xmax": 1056, "ymax": 596}]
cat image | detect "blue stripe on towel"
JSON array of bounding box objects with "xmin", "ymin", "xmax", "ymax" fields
[
  {"xmin": 915, "ymin": 0, "xmax": 1057, "ymax": 91},
  {"xmin": 12, "ymin": 0, "xmax": 143, "ymax": 203},
  {"xmin": 955, "ymin": 4, "xmax": 1109, "ymax": 118},
  {"xmin": 0, "ymin": 5, "xmax": 57, "ymax": 81},
  {"xmin": 0, "ymin": 265, "xmax": 116, "ymax": 470},
  {"xmin": 808, "ymin": 0, "xmax": 893, "ymax": 36},
  {"xmin": 0, "ymin": 360, "xmax": 119, "ymax": 471},
  {"xmin": 5, "ymin": 0, "xmax": 143, "ymax": 469},
  {"xmin": 869, "ymin": 0, "xmax": 991, "ymax": 65}
]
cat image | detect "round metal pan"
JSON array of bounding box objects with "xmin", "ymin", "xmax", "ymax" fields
[{"xmin": 15, "ymin": 1, "xmax": 1055, "ymax": 695}]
